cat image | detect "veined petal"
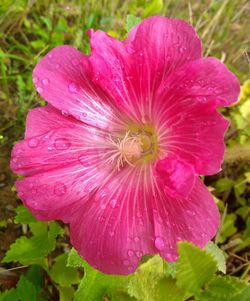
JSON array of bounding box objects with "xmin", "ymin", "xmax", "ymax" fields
[
  {"xmin": 32, "ymin": 45, "xmax": 125, "ymax": 131},
  {"xmin": 11, "ymin": 106, "xmax": 110, "ymax": 177},
  {"xmin": 151, "ymin": 177, "xmax": 220, "ymax": 262},
  {"xmin": 88, "ymin": 16, "xmax": 201, "ymax": 124},
  {"xmin": 70, "ymin": 166, "xmax": 157, "ymax": 275},
  {"xmin": 154, "ymin": 155, "xmax": 195, "ymax": 198}
]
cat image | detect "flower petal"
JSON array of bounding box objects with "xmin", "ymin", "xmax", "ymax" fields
[
  {"xmin": 70, "ymin": 167, "xmax": 157, "ymax": 275},
  {"xmin": 155, "ymin": 58, "xmax": 240, "ymax": 175},
  {"xmin": 88, "ymin": 17, "xmax": 201, "ymax": 123},
  {"xmin": 11, "ymin": 106, "xmax": 109, "ymax": 177},
  {"xmin": 151, "ymin": 177, "xmax": 220, "ymax": 262},
  {"xmin": 15, "ymin": 159, "xmax": 113, "ymax": 223},
  {"xmin": 32, "ymin": 45, "xmax": 125, "ymax": 131},
  {"xmin": 154, "ymin": 155, "xmax": 195, "ymax": 198}
]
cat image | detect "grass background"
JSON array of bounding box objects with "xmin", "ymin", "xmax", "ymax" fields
[{"xmin": 0, "ymin": 0, "xmax": 249, "ymax": 298}]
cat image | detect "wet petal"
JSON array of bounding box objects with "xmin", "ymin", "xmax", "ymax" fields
[
  {"xmin": 88, "ymin": 16, "xmax": 201, "ymax": 124},
  {"xmin": 33, "ymin": 45, "xmax": 125, "ymax": 131},
  {"xmin": 151, "ymin": 177, "xmax": 220, "ymax": 262}
]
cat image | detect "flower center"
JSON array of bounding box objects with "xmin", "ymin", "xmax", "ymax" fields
[{"xmin": 107, "ymin": 124, "xmax": 158, "ymax": 170}]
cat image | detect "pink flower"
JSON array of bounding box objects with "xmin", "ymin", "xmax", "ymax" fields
[{"xmin": 10, "ymin": 16, "xmax": 240, "ymax": 275}]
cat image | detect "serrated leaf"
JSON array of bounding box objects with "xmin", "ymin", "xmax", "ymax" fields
[
  {"xmin": 49, "ymin": 253, "xmax": 79, "ymax": 287},
  {"xmin": 16, "ymin": 275, "xmax": 37, "ymax": 301},
  {"xmin": 176, "ymin": 242, "xmax": 217, "ymax": 294},
  {"xmin": 126, "ymin": 15, "xmax": 141, "ymax": 32},
  {"xmin": 205, "ymin": 242, "xmax": 226, "ymax": 273},
  {"xmin": 201, "ymin": 276, "xmax": 247, "ymax": 301},
  {"xmin": 228, "ymin": 285, "xmax": 250, "ymax": 301},
  {"xmin": 143, "ymin": 0, "xmax": 163, "ymax": 17},
  {"xmin": 15, "ymin": 205, "xmax": 36, "ymax": 224},
  {"xmin": 67, "ymin": 248, "xmax": 84, "ymax": 268},
  {"xmin": 155, "ymin": 277, "xmax": 185, "ymax": 301},
  {"xmin": 127, "ymin": 255, "xmax": 164, "ymax": 301},
  {"xmin": 74, "ymin": 260, "xmax": 127, "ymax": 301},
  {"xmin": 0, "ymin": 288, "xmax": 19, "ymax": 301},
  {"xmin": 2, "ymin": 221, "xmax": 63, "ymax": 268}
]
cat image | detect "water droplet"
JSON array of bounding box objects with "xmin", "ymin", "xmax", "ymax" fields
[
  {"xmin": 126, "ymin": 237, "xmax": 132, "ymax": 243},
  {"xmin": 110, "ymin": 199, "xmax": 118, "ymax": 209},
  {"xmin": 61, "ymin": 110, "xmax": 69, "ymax": 116},
  {"xmin": 127, "ymin": 250, "xmax": 134, "ymax": 257},
  {"xmin": 134, "ymin": 236, "xmax": 140, "ymax": 243},
  {"xmin": 109, "ymin": 230, "xmax": 115, "ymax": 237},
  {"xmin": 128, "ymin": 266, "xmax": 134, "ymax": 272},
  {"xmin": 78, "ymin": 154, "xmax": 90, "ymax": 167},
  {"xmin": 12, "ymin": 157, "xmax": 17, "ymax": 163},
  {"xmin": 180, "ymin": 46, "xmax": 187, "ymax": 53},
  {"xmin": 47, "ymin": 146, "xmax": 53, "ymax": 151},
  {"xmin": 37, "ymin": 87, "xmax": 43, "ymax": 94},
  {"xmin": 33, "ymin": 77, "xmax": 39, "ymax": 84},
  {"xmin": 54, "ymin": 138, "xmax": 71, "ymax": 150},
  {"xmin": 48, "ymin": 53, "xmax": 53, "ymax": 59},
  {"xmin": 42, "ymin": 78, "xmax": 49, "ymax": 86},
  {"xmin": 28, "ymin": 138, "xmax": 39, "ymax": 148},
  {"xmin": 136, "ymin": 251, "xmax": 143, "ymax": 258},
  {"xmin": 155, "ymin": 237, "xmax": 165, "ymax": 250},
  {"xmin": 56, "ymin": 63, "xmax": 61, "ymax": 69},
  {"xmin": 201, "ymin": 232, "xmax": 208, "ymax": 238},
  {"xmin": 186, "ymin": 210, "xmax": 196, "ymax": 216},
  {"xmin": 68, "ymin": 82, "xmax": 79, "ymax": 93},
  {"xmin": 54, "ymin": 182, "xmax": 67, "ymax": 196}
]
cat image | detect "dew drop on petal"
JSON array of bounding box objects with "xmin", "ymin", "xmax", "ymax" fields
[
  {"xmin": 68, "ymin": 82, "xmax": 79, "ymax": 93},
  {"xmin": 154, "ymin": 236, "xmax": 165, "ymax": 251},
  {"xmin": 186, "ymin": 210, "xmax": 196, "ymax": 216},
  {"xmin": 134, "ymin": 236, "xmax": 140, "ymax": 243},
  {"xmin": 128, "ymin": 266, "xmax": 134, "ymax": 272},
  {"xmin": 127, "ymin": 250, "xmax": 134, "ymax": 257},
  {"xmin": 37, "ymin": 87, "xmax": 43, "ymax": 94},
  {"xmin": 110, "ymin": 199, "xmax": 118, "ymax": 209},
  {"xmin": 33, "ymin": 77, "xmax": 39, "ymax": 84},
  {"xmin": 136, "ymin": 251, "xmax": 143, "ymax": 258},
  {"xmin": 42, "ymin": 78, "xmax": 50, "ymax": 86},
  {"xmin": 54, "ymin": 182, "xmax": 67, "ymax": 196},
  {"xmin": 54, "ymin": 138, "xmax": 71, "ymax": 150},
  {"xmin": 28, "ymin": 138, "xmax": 39, "ymax": 148}
]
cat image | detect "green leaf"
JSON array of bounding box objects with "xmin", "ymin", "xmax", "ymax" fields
[
  {"xmin": 143, "ymin": 0, "xmax": 163, "ymax": 17},
  {"xmin": 0, "ymin": 288, "xmax": 19, "ymax": 301},
  {"xmin": 155, "ymin": 277, "xmax": 185, "ymax": 301},
  {"xmin": 67, "ymin": 248, "xmax": 84, "ymax": 268},
  {"xmin": 228, "ymin": 285, "xmax": 250, "ymax": 301},
  {"xmin": 2, "ymin": 221, "xmax": 63, "ymax": 268},
  {"xmin": 215, "ymin": 178, "xmax": 234, "ymax": 193},
  {"xmin": 201, "ymin": 276, "xmax": 247, "ymax": 301},
  {"xmin": 49, "ymin": 253, "xmax": 79, "ymax": 287},
  {"xmin": 218, "ymin": 213, "xmax": 237, "ymax": 243},
  {"xmin": 16, "ymin": 275, "xmax": 37, "ymax": 301},
  {"xmin": 74, "ymin": 260, "xmax": 127, "ymax": 301},
  {"xmin": 25, "ymin": 265, "xmax": 44, "ymax": 294},
  {"xmin": 176, "ymin": 242, "xmax": 217, "ymax": 294},
  {"xmin": 14, "ymin": 205, "xmax": 36, "ymax": 224},
  {"xmin": 126, "ymin": 15, "xmax": 141, "ymax": 32},
  {"xmin": 127, "ymin": 255, "xmax": 164, "ymax": 301},
  {"xmin": 205, "ymin": 242, "xmax": 226, "ymax": 273},
  {"xmin": 59, "ymin": 286, "xmax": 75, "ymax": 301}
]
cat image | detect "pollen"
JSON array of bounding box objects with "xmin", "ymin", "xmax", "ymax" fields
[{"xmin": 107, "ymin": 126, "xmax": 158, "ymax": 170}]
